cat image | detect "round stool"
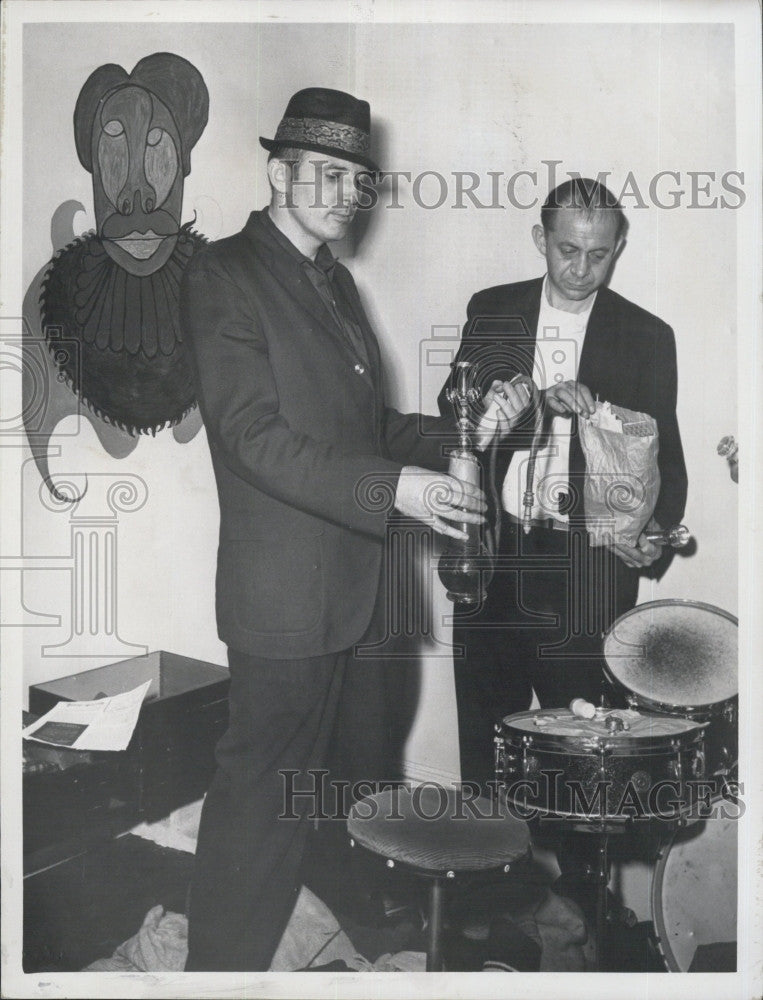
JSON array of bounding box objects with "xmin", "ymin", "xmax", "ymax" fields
[{"xmin": 347, "ymin": 784, "xmax": 531, "ymax": 971}]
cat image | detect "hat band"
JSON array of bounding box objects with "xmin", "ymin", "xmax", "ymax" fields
[{"xmin": 273, "ymin": 116, "xmax": 370, "ymax": 156}]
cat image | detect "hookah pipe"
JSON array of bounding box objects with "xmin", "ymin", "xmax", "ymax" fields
[
  {"xmin": 522, "ymin": 388, "xmax": 547, "ymax": 534},
  {"xmin": 437, "ymin": 360, "xmax": 493, "ymax": 604},
  {"xmin": 438, "ymin": 362, "xmax": 538, "ymax": 603}
]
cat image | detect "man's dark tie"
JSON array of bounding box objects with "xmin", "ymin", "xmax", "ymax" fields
[{"xmin": 307, "ymin": 246, "xmax": 369, "ymax": 367}]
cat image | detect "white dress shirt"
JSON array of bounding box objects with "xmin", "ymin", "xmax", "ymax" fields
[{"xmin": 501, "ymin": 276, "xmax": 596, "ymax": 522}]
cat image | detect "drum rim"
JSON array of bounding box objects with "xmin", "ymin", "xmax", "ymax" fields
[
  {"xmin": 500, "ymin": 709, "xmax": 705, "ymax": 753},
  {"xmin": 652, "ymin": 822, "xmax": 684, "ymax": 972},
  {"xmin": 624, "ymin": 689, "xmax": 738, "ymax": 717},
  {"xmin": 651, "ymin": 807, "xmax": 738, "ymax": 972},
  {"xmin": 605, "ymin": 597, "xmax": 739, "ymax": 631},
  {"xmin": 500, "ymin": 731, "xmax": 705, "ymax": 754},
  {"xmin": 603, "ymin": 598, "xmax": 738, "ymax": 708}
]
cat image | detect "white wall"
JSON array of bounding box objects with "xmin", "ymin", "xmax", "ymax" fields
[{"xmin": 17, "ymin": 21, "xmax": 738, "ymax": 789}]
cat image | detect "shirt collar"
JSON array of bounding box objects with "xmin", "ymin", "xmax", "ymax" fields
[
  {"xmin": 312, "ymin": 243, "xmax": 337, "ymax": 276},
  {"xmin": 260, "ymin": 207, "xmax": 335, "ymax": 274},
  {"xmin": 541, "ymin": 274, "xmax": 597, "ymax": 322}
]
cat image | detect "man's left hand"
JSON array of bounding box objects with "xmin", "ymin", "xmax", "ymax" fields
[{"xmin": 608, "ymin": 530, "xmax": 662, "ymax": 569}]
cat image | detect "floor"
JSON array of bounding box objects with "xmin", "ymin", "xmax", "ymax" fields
[
  {"xmin": 23, "ymin": 831, "xmax": 667, "ymax": 973},
  {"xmin": 23, "ymin": 835, "xmax": 194, "ymax": 972}
]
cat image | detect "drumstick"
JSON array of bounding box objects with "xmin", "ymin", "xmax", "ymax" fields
[{"xmin": 570, "ymin": 698, "xmax": 596, "ymax": 719}]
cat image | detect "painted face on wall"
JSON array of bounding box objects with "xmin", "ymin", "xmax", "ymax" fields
[{"xmin": 92, "ymin": 85, "xmax": 184, "ymax": 276}]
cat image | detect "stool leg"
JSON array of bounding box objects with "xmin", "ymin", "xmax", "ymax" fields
[{"xmin": 426, "ymin": 877, "xmax": 445, "ymax": 972}]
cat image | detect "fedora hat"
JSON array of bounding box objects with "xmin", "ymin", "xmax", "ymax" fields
[{"xmin": 260, "ymin": 87, "xmax": 379, "ymax": 172}]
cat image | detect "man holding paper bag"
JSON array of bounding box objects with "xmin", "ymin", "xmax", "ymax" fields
[{"xmin": 439, "ymin": 178, "xmax": 687, "ymax": 791}]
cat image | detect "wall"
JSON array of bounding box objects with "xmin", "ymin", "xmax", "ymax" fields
[{"xmin": 16, "ymin": 19, "xmax": 739, "ymax": 797}]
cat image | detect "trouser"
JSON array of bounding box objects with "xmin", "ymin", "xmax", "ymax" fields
[
  {"xmin": 186, "ymin": 602, "xmax": 402, "ymax": 971},
  {"xmin": 453, "ymin": 517, "xmax": 639, "ymax": 792}
]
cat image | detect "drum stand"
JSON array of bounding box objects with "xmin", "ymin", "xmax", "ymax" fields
[
  {"xmin": 592, "ymin": 826, "xmax": 611, "ymax": 972},
  {"xmin": 555, "ymin": 820, "xmax": 629, "ymax": 972}
]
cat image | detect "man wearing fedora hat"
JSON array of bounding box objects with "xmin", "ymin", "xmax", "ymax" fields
[{"xmin": 180, "ymin": 87, "xmax": 529, "ymax": 970}]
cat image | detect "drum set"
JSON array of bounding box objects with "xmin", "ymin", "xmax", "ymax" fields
[{"xmin": 494, "ymin": 598, "xmax": 739, "ymax": 973}]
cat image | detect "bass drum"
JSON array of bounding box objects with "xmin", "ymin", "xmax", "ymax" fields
[{"xmin": 652, "ymin": 809, "xmax": 737, "ymax": 971}]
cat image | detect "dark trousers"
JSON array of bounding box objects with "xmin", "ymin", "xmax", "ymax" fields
[
  {"xmin": 186, "ymin": 607, "xmax": 401, "ymax": 971},
  {"xmin": 453, "ymin": 518, "xmax": 639, "ymax": 791}
]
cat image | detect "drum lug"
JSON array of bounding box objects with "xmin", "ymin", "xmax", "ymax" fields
[
  {"xmin": 713, "ymin": 745, "xmax": 734, "ymax": 777},
  {"xmin": 493, "ymin": 730, "xmax": 506, "ymax": 780},
  {"xmin": 668, "ymin": 756, "xmax": 683, "ymax": 782},
  {"xmin": 691, "ymin": 748, "xmax": 705, "ymax": 779}
]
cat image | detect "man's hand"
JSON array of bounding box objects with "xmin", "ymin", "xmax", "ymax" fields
[
  {"xmin": 487, "ymin": 377, "xmax": 536, "ymax": 436},
  {"xmin": 394, "ymin": 466, "xmax": 486, "ymax": 540},
  {"xmin": 607, "ymin": 525, "xmax": 663, "ymax": 569},
  {"xmin": 545, "ymin": 379, "xmax": 596, "ymax": 418},
  {"xmin": 475, "ymin": 377, "xmax": 536, "ymax": 448}
]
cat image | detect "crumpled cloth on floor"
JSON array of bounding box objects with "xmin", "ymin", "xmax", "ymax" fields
[
  {"xmin": 501, "ymin": 888, "xmax": 588, "ymax": 972},
  {"xmin": 272, "ymin": 885, "xmax": 425, "ymax": 970},
  {"xmin": 85, "ymin": 904, "xmax": 187, "ymax": 972},
  {"xmin": 352, "ymin": 951, "xmax": 426, "ymax": 971},
  {"xmin": 83, "ymin": 885, "xmax": 583, "ymax": 972},
  {"xmin": 270, "ymin": 885, "xmax": 358, "ymax": 970},
  {"xmin": 84, "ymin": 887, "xmax": 426, "ymax": 972}
]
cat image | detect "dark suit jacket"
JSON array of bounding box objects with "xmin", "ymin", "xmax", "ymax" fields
[
  {"xmin": 181, "ymin": 209, "xmax": 451, "ymax": 658},
  {"xmin": 438, "ymin": 277, "xmax": 687, "ymax": 533}
]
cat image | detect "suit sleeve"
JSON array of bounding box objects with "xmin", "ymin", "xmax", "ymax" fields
[
  {"xmin": 650, "ymin": 324, "xmax": 688, "ymax": 528},
  {"xmin": 181, "ymin": 254, "xmax": 402, "ymax": 538},
  {"xmin": 437, "ymin": 294, "xmax": 479, "ymax": 417},
  {"xmin": 381, "ymin": 408, "xmax": 454, "ymax": 471}
]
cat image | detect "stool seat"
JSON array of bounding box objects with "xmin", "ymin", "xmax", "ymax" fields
[
  {"xmin": 347, "ymin": 785, "xmax": 530, "ymax": 875},
  {"xmin": 348, "ymin": 785, "xmax": 532, "ymax": 970}
]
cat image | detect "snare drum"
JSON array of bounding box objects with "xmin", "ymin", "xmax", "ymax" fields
[
  {"xmin": 603, "ymin": 600, "xmax": 738, "ymax": 781},
  {"xmin": 652, "ymin": 807, "xmax": 737, "ymax": 971},
  {"xmin": 496, "ymin": 708, "xmax": 705, "ymax": 821}
]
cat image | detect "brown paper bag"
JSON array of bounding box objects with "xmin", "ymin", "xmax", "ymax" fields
[{"xmin": 578, "ymin": 401, "xmax": 660, "ymax": 546}]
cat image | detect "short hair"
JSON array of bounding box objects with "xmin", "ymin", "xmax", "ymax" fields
[
  {"xmin": 267, "ymin": 145, "xmax": 306, "ymax": 169},
  {"xmin": 541, "ymin": 178, "xmax": 627, "ymax": 240},
  {"xmin": 266, "ymin": 146, "xmax": 307, "ymax": 197}
]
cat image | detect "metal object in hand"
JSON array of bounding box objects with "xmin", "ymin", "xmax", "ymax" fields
[{"xmin": 644, "ymin": 524, "xmax": 690, "ymax": 548}]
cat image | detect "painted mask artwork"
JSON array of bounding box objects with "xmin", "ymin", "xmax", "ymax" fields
[{"xmin": 25, "ymin": 52, "xmax": 209, "ymax": 497}]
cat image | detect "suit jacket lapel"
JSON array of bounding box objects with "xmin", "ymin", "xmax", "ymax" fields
[
  {"xmin": 332, "ymin": 264, "xmax": 381, "ymax": 377},
  {"xmin": 489, "ymin": 279, "xmax": 543, "ymax": 488},
  {"xmin": 246, "ymin": 212, "xmax": 371, "ymax": 368},
  {"xmin": 331, "ymin": 264, "xmax": 390, "ymax": 451},
  {"xmin": 521, "ymin": 278, "xmax": 543, "ymax": 354},
  {"xmin": 569, "ymin": 285, "xmax": 622, "ymax": 512},
  {"xmin": 578, "ymin": 285, "xmax": 618, "ymax": 390}
]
